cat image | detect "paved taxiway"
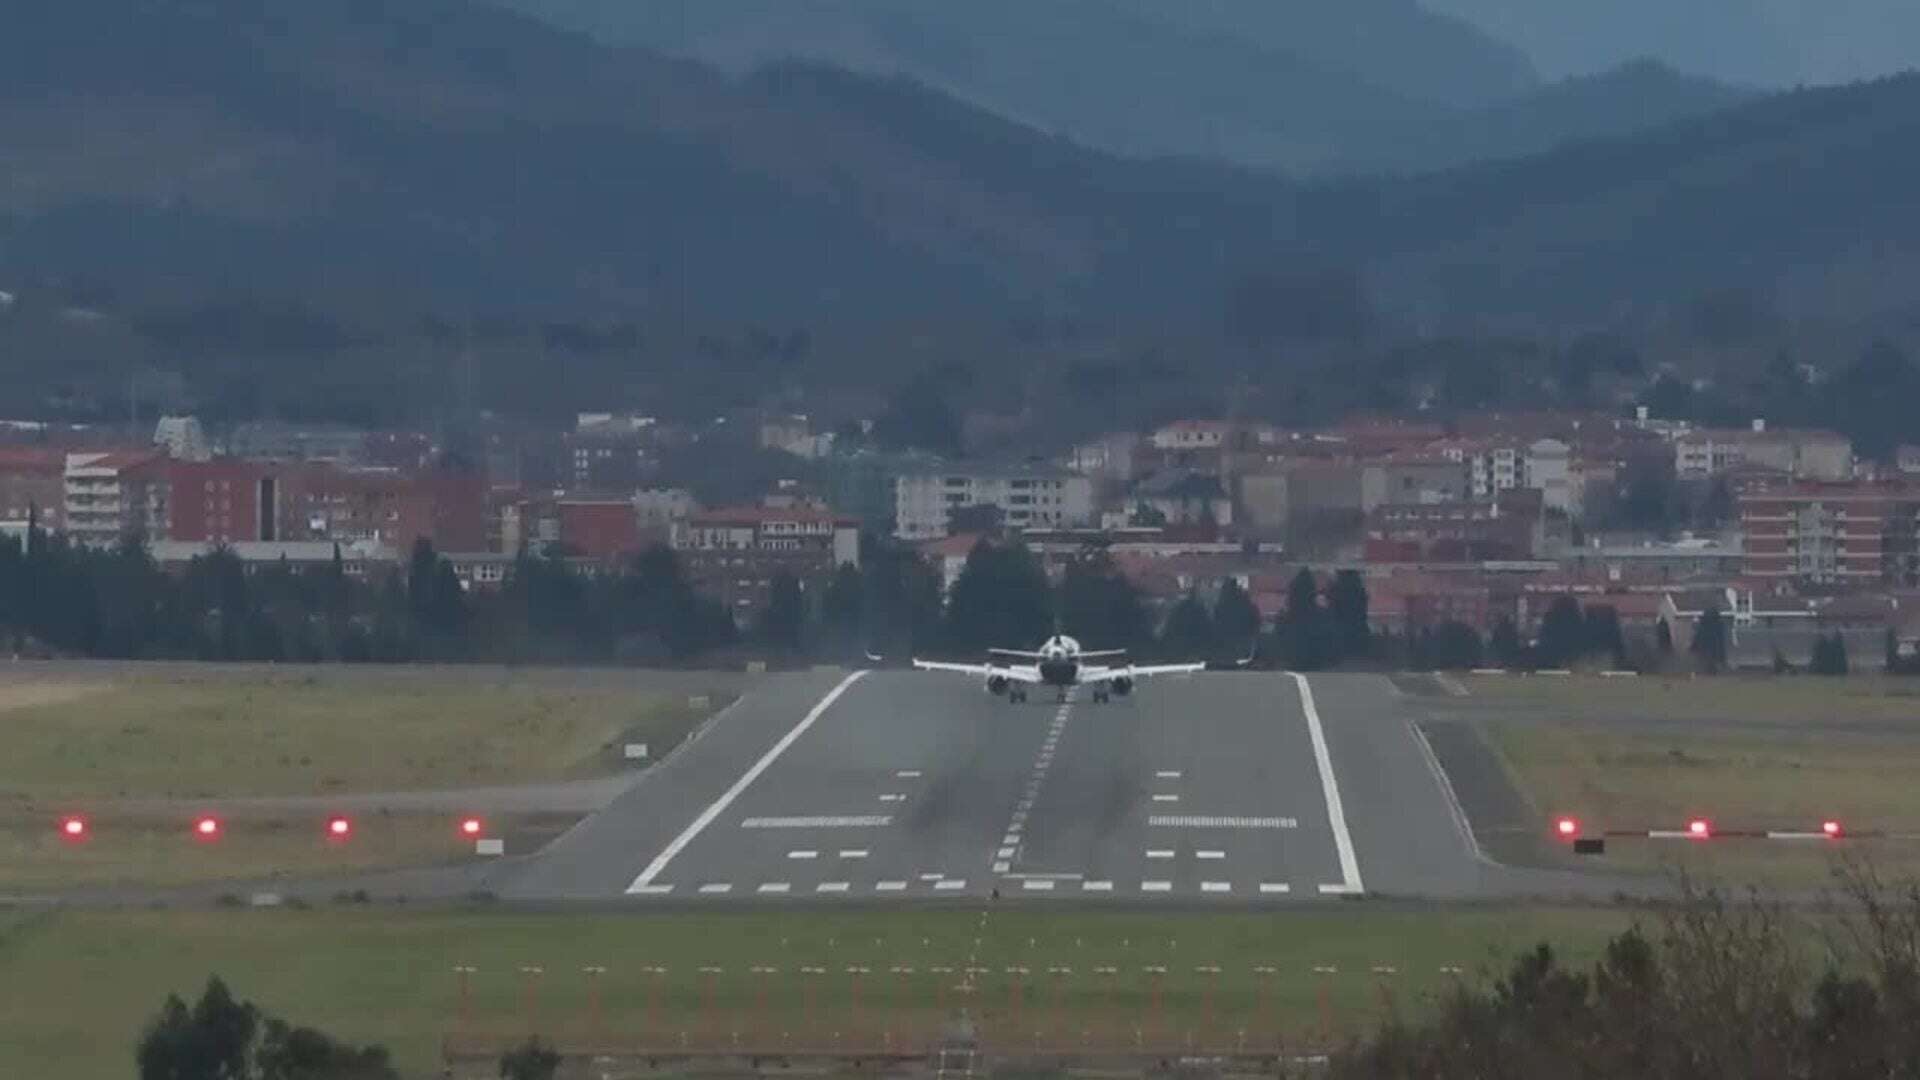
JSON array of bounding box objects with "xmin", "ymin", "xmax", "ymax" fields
[{"xmin": 498, "ymin": 668, "xmax": 1585, "ymax": 903}]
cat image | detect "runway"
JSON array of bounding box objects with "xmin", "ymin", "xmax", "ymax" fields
[{"xmin": 499, "ymin": 669, "xmax": 1555, "ymax": 903}]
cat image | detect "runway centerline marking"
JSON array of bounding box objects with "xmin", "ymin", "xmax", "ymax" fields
[
  {"xmin": 1141, "ymin": 881, "xmax": 1172, "ymax": 893},
  {"xmin": 1201, "ymin": 881, "xmax": 1231, "ymax": 893},
  {"xmin": 838, "ymin": 850, "xmax": 869, "ymax": 859},
  {"xmin": 1292, "ymin": 672, "xmax": 1365, "ymax": 896},
  {"xmin": 1145, "ymin": 850, "xmax": 1175, "ymax": 859},
  {"xmin": 787, "ymin": 850, "xmax": 819, "ymax": 860},
  {"xmin": 1196, "ymin": 850, "xmax": 1226, "ymax": 860},
  {"xmin": 994, "ymin": 693, "xmax": 1074, "ymax": 877},
  {"xmin": 626, "ymin": 671, "xmax": 867, "ymax": 894},
  {"xmin": 1155, "ymin": 770, "xmax": 1183, "ymax": 779},
  {"xmin": 757, "ymin": 882, "xmax": 790, "ymax": 894},
  {"xmin": 698, "ymin": 883, "xmax": 733, "ymax": 894},
  {"xmin": 817, "ymin": 882, "xmax": 851, "ymax": 893},
  {"xmin": 1151, "ymin": 794, "xmax": 1180, "ymax": 803}
]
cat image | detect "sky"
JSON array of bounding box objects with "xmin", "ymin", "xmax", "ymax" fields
[{"xmin": 1424, "ymin": 0, "xmax": 1920, "ymax": 87}]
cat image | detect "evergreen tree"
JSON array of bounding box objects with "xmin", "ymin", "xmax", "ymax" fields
[
  {"xmin": 1280, "ymin": 568, "xmax": 1335, "ymax": 670},
  {"xmin": 1583, "ymin": 604, "xmax": 1628, "ymax": 669},
  {"xmin": 1211, "ymin": 577, "xmax": 1262, "ymax": 656},
  {"xmin": 1534, "ymin": 596, "xmax": 1585, "ymax": 668},
  {"xmin": 757, "ymin": 570, "xmax": 806, "ymax": 651},
  {"xmin": 1326, "ymin": 569, "xmax": 1371, "ymax": 660},
  {"xmin": 1692, "ymin": 605, "xmax": 1730, "ymax": 673},
  {"xmin": 1159, "ymin": 590, "xmax": 1217, "ymax": 660},
  {"xmin": 944, "ymin": 539, "xmax": 1051, "ymax": 652},
  {"xmin": 1656, "ymin": 618, "xmax": 1675, "ymax": 655},
  {"xmin": 1057, "ymin": 552, "xmax": 1151, "ymax": 652},
  {"xmin": 1429, "ymin": 621, "xmax": 1485, "ymax": 670},
  {"xmin": 821, "ymin": 563, "xmax": 864, "ymax": 656},
  {"xmin": 1811, "ymin": 632, "xmax": 1850, "ymax": 676},
  {"xmin": 1491, "ymin": 616, "xmax": 1525, "ymax": 668}
]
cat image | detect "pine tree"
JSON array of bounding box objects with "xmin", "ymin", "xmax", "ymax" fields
[
  {"xmin": 1535, "ymin": 596, "xmax": 1585, "ymax": 668},
  {"xmin": 1326, "ymin": 569, "xmax": 1371, "ymax": 661},
  {"xmin": 1212, "ymin": 577, "xmax": 1263, "ymax": 655},
  {"xmin": 1692, "ymin": 606, "xmax": 1729, "ymax": 673},
  {"xmin": 1159, "ymin": 590, "xmax": 1217, "ymax": 660},
  {"xmin": 1491, "ymin": 616, "xmax": 1525, "ymax": 668}
]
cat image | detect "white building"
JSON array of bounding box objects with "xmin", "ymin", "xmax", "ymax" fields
[
  {"xmin": 153, "ymin": 416, "xmax": 211, "ymax": 462},
  {"xmin": 64, "ymin": 450, "xmax": 168, "ymax": 547},
  {"xmin": 894, "ymin": 463, "xmax": 1094, "ymax": 540},
  {"xmin": 1524, "ymin": 439, "xmax": 1572, "ymax": 514}
]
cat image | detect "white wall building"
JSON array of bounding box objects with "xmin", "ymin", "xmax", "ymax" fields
[{"xmin": 894, "ymin": 464, "xmax": 1094, "ymax": 540}]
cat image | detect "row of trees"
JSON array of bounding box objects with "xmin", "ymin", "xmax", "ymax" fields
[{"xmin": 0, "ymin": 530, "xmax": 740, "ymax": 665}]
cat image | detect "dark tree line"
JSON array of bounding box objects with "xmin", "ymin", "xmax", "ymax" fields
[
  {"xmin": 139, "ymin": 977, "xmax": 396, "ymax": 1080},
  {"xmin": 0, "ymin": 529, "xmax": 736, "ymax": 665},
  {"xmin": 1324, "ymin": 869, "xmax": 1920, "ymax": 1080}
]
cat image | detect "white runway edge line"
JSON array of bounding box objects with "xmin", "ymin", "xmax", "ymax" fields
[
  {"xmin": 627, "ymin": 670, "xmax": 868, "ymax": 894},
  {"xmin": 1291, "ymin": 672, "xmax": 1365, "ymax": 895}
]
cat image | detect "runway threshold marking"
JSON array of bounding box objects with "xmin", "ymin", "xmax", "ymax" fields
[
  {"xmin": 626, "ymin": 671, "xmax": 868, "ymax": 894},
  {"xmin": 1291, "ymin": 672, "xmax": 1365, "ymax": 896},
  {"xmin": 1149, "ymin": 815, "xmax": 1297, "ymax": 829}
]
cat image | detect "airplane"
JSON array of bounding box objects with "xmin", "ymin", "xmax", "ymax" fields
[{"xmin": 910, "ymin": 633, "xmax": 1212, "ymax": 704}]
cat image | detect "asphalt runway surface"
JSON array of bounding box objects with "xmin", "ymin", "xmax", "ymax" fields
[{"xmin": 497, "ymin": 669, "xmax": 1595, "ymax": 904}]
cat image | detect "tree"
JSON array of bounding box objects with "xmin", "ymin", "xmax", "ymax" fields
[
  {"xmin": 1811, "ymin": 632, "xmax": 1850, "ymax": 676},
  {"xmin": 1656, "ymin": 618, "xmax": 1675, "ymax": 656},
  {"xmin": 1057, "ymin": 553, "xmax": 1151, "ymax": 652},
  {"xmin": 498, "ymin": 1038, "xmax": 562, "ymax": 1080},
  {"xmin": 1212, "ymin": 577, "xmax": 1262, "ymax": 655},
  {"xmin": 1583, "ymin": 604, "xmax": 1628, "ymax": 670},
  {"xmin": 821, "ymin": 563, "xmax": 864, "ymax": 656},
  {"xmin": 943, "ymin": 539, "xmax": 1051, "ymax": 652},
  {"xmin": 1490, "ymin": 616, "xmax": 1525, "ymax": 669},
  {"xmin": 139, "ymin": 977, "xmax": 397, "ymax": 1080},
  {"xmin": 1427, "ymin": 621, "xmax": 1485, "ymax": 670},
  {"xmin": 1279, "ymin": 568, "xmax": 1335, "ymax": 670},
  {"xmin": 756, "ymin": 570, "xmax": 806, "ymax": 651},
  {"xmin": 1692, "ymin": 605, "xmax": 1729, "ymax": 673},
  {"xmin": 871, "ymin": 369, "xmax": 962, "ymax": 455},
  {"xmin": 1326, "ymin": 570, "xmax": 1370, "ymax": 661},
  {"xmin": 1533, "ymin": 596, "xmax": 1585, "ymax": 668},
  {"xmin": 1159, "ymin": 590, "xmax": 1217, "ymax": 660},
  {"xmin": 946, "ymin": 504, "xmax": 1005, "ymax": 536}
]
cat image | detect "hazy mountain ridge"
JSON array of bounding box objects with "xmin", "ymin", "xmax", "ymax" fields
[{"xmin": 4, "ymin": 0, "xmax": 1920, "ymax": 331}]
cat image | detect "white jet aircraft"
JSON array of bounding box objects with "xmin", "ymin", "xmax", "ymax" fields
[{"xmin": 911, "ymin": 634, "xmax": 1209, "ymax": 704}]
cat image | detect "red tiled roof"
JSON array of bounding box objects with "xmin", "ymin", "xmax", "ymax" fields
[{"xmin": 688, "ymin": 505, "xmax": 853, "ymax": 527}]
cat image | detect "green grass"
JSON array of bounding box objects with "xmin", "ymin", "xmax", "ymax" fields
[
  {"xmin": 1489, "ymin": 716, "xmax": 1920, "ymax": 886},
  {"xmin": 0, "ymin": 906, "xmax": 1631, "ymax": 1079},
  {"xmin": 0, "ymin": 675, "xmax": 723, "ymax": 800},
  {"xmin": 1465, "ymin": 672, "xmax": 1920, "ymax": 726},
  {"xmin": 0, "ymin": 812, "xmax": 574, "ymax": 891}
]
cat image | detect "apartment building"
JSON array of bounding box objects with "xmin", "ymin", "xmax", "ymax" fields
[
  {"xmin": 64, "ymin": 450, "xmax": 168, "ymax": 547},
  {"xmin": 673, "ymin": 505, "xmax": 860, "ymax": 622},
  {"xmin": 894, "ymin": 463, "xmax": 1093, "ymax": 540},
  {"xmin": 1738, "ymin": 479, "xmax": 1898, "ymax": 584}
]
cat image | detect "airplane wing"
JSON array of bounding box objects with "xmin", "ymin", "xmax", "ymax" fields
[
  {"xmin": 912, "ymin": 659, "xmax": 1044, "ymax": 683},
  {"xmin": 1077, "ymin": 649, "xmax": 1128, "ymax": 662},
  {"xmin": 987, "ymin": 648, "xmax": 1045, "ymax": 661},
  {"xmin": 1079, "ymin": 662, "xmax": 1207, "ymax": 684}
]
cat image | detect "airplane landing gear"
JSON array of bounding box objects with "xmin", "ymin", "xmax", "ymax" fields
[
  {"xmin": 1091, "ymin": 688, "xmax": 1111, "ymax": 704},
  {"xmin": 1009, "ymin": 687, "xmax": 1028, "ymax": 703}
]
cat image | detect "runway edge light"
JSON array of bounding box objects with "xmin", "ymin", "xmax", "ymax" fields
[
  {"xmin": 194, "ymin": 816, "xmax": 222, "ymax": 841},
  {"xmin": 327, "ymin": 816, "xmax": 352, "ymax": 840},
  {"xmin": 1823, "ymin": 820, "xmax": 1843, "ymax": 838},
  {"xmin": 1687, "ymin": 818, "xmax": 1711, "ymax": 839},
  {"xmin": 59, "ymin": 816, "xmax": 88, "ymax": 841},
  {"xmin": 1554, "ymin": 816, "xmax": 1580, "ymax": 840},
  {"xmin": 460, "ymin": 817, "xmax": 483, "ymax": 837}
]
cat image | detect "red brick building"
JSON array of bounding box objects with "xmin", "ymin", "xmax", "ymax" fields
[
  {"xmin": 1364, "ymin": 490, "xmax": 1544, "ymax": 564},
  {"xmin": 1737, "ymin": 479, "xmax": 1915, "ymax": 585},
  {"xmin": 557, "ymin": 498, "xmax": 642, "ymax": 561}
]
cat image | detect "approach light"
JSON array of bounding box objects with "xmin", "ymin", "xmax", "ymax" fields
[
  {"xmin": 1822, "ymin": 820, "xmax": 1843, "ymax": 839},
  {"xmin": 460, "ymin": 817, "xmax": 484, "ymax": 838},
  {"xmin": 59, "ymin": 816, "xmax": 88, "ymax": 841},
  {"xmin": 326, "ymin": 816, "xmax": 352, "ymax": 840},
  {"xmin": 1554, "ymin": 816, "xmax": 1580, "ymax": 840},
  {"xmin": 194, "ymin": 816, "xmax": 222, "ymax": 840},
  {"xmin": 1687, "ymin": 818, "xmax": 1711, "ymax": 839}
]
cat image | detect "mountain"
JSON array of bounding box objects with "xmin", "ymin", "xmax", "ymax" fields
[
  {"xmin": 1428, "ymin": 0, "xmax": 1920, "ymax": 88},
  {"xmin": 6, "ymin": 0, "xmax": 1920, "ymax": 342},
  {"xmin": 1327, "ymin": 72, "xmax": 1920, "ymax": 319},
  {"xmin": 500, "ymin": 0, "xmax": 1542, "ymax": 173},
  {"xmin": 0, "ymin": 0, "xmax": 1294, "ymax": 322}
]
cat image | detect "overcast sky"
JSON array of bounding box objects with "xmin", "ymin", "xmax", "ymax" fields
[{"xmin": 1425, "ymin": 0, "xmax": 1920, "ymax": 87}]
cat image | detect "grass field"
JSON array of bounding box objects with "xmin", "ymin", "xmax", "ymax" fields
[
  {"xmin": 0, "ymin": 668, "xmax": 730, "ymax": 888},
  {"xmin": 0, "ymin": 906, "xmax": 1633, "ymax": 1079},
  {"xmin": 1481, "ymin": 677, "xmax": 1920, "ymax": 885},
  {"xmin": 0, "ymin": 673, "xmax": 726, "ymax": 799},
  {"xmin": 1466, "ymin": 672, "xmax": 1920, "ymax": 726}
]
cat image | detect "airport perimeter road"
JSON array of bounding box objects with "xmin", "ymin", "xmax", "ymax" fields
[{"xmin": 501, "ymin": 668, "xmax": 1569, "ymax": 903}]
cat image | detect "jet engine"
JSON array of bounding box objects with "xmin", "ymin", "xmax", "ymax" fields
[
  {"xmin": 986, "ymin": 674, "xmax": 1010, "ymax": 696},
  {"xmin": 1110, "ymin": 676, "xmax": 1135, "ymax": 697}
]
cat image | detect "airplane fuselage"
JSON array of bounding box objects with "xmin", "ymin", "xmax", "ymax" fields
[{"xmin": 1037, "ymin": 659, "xmax": 1079, "ymax": 686}]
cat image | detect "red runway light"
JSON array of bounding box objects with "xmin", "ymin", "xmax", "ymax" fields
[
  {"xmin": 1555, "ymin": 816, "xmax": 1580, "ymax": 839},
  {"xmin": 194, "ymin": 816, "xmax": 221, "ymax": 840},
  {"xmin": 326, "ymin": 816, "xmax": 352, "ymax": 839},
  {"xmin": 59, "ymin": 816, "xmax": 88, "ymax": 841},
  {"xmin": 460, "ymin": 817, "xmax": 483, "ymax": 837},
  {"xmin": 1687, "ymin": 818, "xmax": 1711, "ymax": 839},
  {"xmin": 1823, "ymin": 820, "xmax": 1843, "ymax": 838}
]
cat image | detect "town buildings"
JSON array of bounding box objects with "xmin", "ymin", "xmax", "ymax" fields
[{"xmin": 894, "ymin": 463, "xmax": 1094, "ymax": 540}]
